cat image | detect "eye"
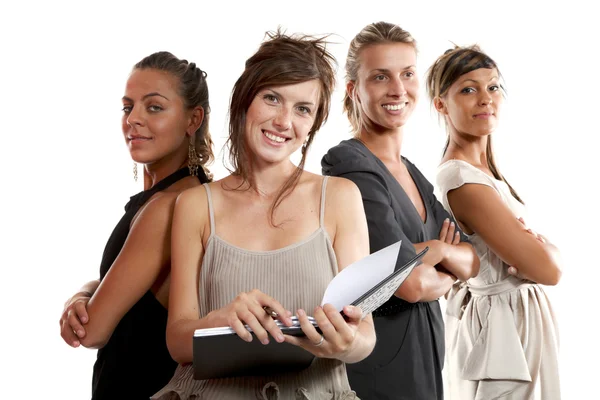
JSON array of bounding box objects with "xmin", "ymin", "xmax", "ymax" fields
[
  {"xmin": 148, "ymin": 105, "xmax": 163, "ymax": 112},
  {"xmin": 461, "ymin": 87, "xmax": 476, "ymax": 94},
  {"xmin": 122, "ymin": 105, "xmax": 132, "ymax": 114},
  {"xmin": 404, "ymin": 71, "xmax": 415, "ymax": 78},
  {"xmin": 374, "ymin": 74, "xmax": 387, "ymax": 81},
  {"xmin": 296, "ymin": 106, "xmax": 311, "ymax": 115},
  {"xmin": 489, "ymin": 85, "xmax": 500, "ymax": 92},
  {"xmin": 264, "ymin": 94, "xmax": 279, "ymax": 104}
]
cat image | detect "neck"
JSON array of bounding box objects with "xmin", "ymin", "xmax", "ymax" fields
[
  {"xmin": 142, "ymin": 149, "xmax": 188, "ymax": 190},
  {"xmin": 444, "ymin": 128, "xmax": 489, "ymax": 167},
  {"xmin": 356, "ymin": 125, "xmax": 404, "ymax": 163},
  {"xmin": 242, "ymin": 159, "xmax": 298, "ymax": 198}
]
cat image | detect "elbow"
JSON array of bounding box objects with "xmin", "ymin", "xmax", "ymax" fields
[
  {"xmin": 166, "ymin": 328, "xmax": 190, "ymax": 365},
  {"xmin": 544, "ymin": 264, "xmax": 562, "ymax": 286},
  {"xmin": 79, "ymin": 332, "xmax": 109, "ymax": 350},
  {"xmin": 396, "ymin": 277, "xmax": 424, "ymax": 303},
  {"xmin": 467, "ymin": 255, "xmax": 481, "ymax": 280}
]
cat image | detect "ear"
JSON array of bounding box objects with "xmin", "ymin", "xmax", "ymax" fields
[
  {"xmin": 346, "ymin": 81, "xmax": 361, "ymax": 104},
  {"xmin": 433, "ymin": 96, "xmax": 448, "ymax": 115},
  {"xmin": 187, "ymin": 106, "xmax": 205, "ymax": 136}
]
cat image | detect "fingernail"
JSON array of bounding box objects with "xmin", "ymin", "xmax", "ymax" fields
[
  {"xmin": 297, "ymin": 309, "xmax": 305, "ymax": 317},
  {"xmin": 445, "ymin": 218, "xmax": 449, "ymax": 222},
  {"xmin": 276, "ymin": 334, "xmax": 284, "ymax": 342},
  {"xmin": 73, "ymin": 341, "xmax": 79, "ymax": 347},
  {"xmin": 81, "ymin": 317, "xmax": 87, "ymax": 323},
  {"xmin": 261, "ymin": 338, "xmax": 269, "ymax": 345},
  {"xmin": 77, "ymin": 330, "xmax": 84, "ymax": 337}
]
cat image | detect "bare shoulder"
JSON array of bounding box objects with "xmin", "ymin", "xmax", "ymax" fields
[{"xmin": 325, "ymin": 176, "xmax": 362, "ymax": 205}]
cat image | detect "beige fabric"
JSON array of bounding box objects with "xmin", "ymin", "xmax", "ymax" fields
[
  {"xmin": 437, "ymin": 160, "xmax": 560, "ymax": 400},
  {"xmin": 153, "ymin": 177, "xmax": 358, "ymax": 400}
]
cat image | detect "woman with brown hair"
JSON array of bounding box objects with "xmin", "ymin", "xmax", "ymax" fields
[
  {"xmin": 322, "ymin": 22, "xmax": 479, "ymax": 400},
  {"xmin": 58, "ymin": 51, "xmax": 214, "ymax": 399},
  {"xmin": 430, "ymin": 45, "xmax": 562, "ymax": 399},
  {"xmin": 153, "ymin": 30, "xmax": 375, "ymax": 399}
]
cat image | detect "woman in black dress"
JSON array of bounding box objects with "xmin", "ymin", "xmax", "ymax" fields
[
  {"xmin": 322, "ymin": 22, "xmax": 479, "ymax": 400},
  {"xmin": 58, "ymin": 52, "xmax": 213, "ymax": 400}
]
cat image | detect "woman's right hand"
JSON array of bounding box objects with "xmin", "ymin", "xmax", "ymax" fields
[
  {"xmin": 439, "ymin": 218, "xmax": 461, "ymax": 245},
  {"xmin": 59, "ymin": 291, "xmax": 92, "ymax": 347},
  {"xmin": 210, "ymin": 289, "xmax": 293, "ymax": 345}
]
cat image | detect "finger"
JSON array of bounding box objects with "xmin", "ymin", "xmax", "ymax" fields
[
  {"xmin": 439, "ymin": 218, "xmax": 450, "ymax": 241},
  {"xmin": 508, "ymin": 266, "xmax": 520, "ymax": 277},
  {"xmin": 237, "ymin": 308, "xmax": 270, "ymax": 345},
  {"xmin": 249, "ymin": 303, "xmax": 285, "ymax": 343},
  {"xmin": 445, "ymin": 222, "xmax": 456, "ymax": 244},
  {"xmin": 296, "ymin": 309, "xmax": 323, "ymax": 345},
  {"xmin": 74, "ymin": 301, "xmax": 89, "ymax": 324},
  {"xmin": 230, "ymin": 317, "xmax": 253, "ymax": 343},
  {"xmin": 250, "ymin": 290, "xmax": 292, "ymax": 326},
  {"xmin": 452, "ymin": 231, "xmax": 460, "ymax": 245},
  {"xmin": 61, "ymin": 319, "xmax": 80, "ymax": 347},
  {"xmin": 325, "ymin": 304, "xmax": 358, "ymax": 344},
  {"xmin": 67, "ymin": 310, "xmax": 86, "ymax": 338},
  {"xmin": 517, "ymin": 217, "xmax": 526, "ymax": 226}
]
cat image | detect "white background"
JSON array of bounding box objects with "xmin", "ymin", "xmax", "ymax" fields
[{"xmin": 1, "ymin": 1, "xmax": 596, "ymax": 398}]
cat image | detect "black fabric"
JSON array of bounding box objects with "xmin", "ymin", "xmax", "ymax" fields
[
  {"xmin": 322, "ymin": 139, "xmax": 468, "ymax": 400},
  {"xmin": 91, "ymin": 167, "xmax": 208, "ymax": 400}
]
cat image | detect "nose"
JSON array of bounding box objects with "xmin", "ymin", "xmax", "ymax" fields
[
  {"xmin": 126, "ymin": 105, "xmax": 144, "ymax": 127},
  {"xmin": 389, "ymin": 76, "xmax": 407, "ymax": 97},
  {"xmin": 273, "ymin": 106, "xmax": 292, "ymax": 131},
  {"xmin": 479, "ymin": 91, "xmax": 493, "ymax": 106}
]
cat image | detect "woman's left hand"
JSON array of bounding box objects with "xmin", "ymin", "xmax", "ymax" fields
[{"xmin": 284, "ymin": 304, "xmax": 362, "ymax": 359}]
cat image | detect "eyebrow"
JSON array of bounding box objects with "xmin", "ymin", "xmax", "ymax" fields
[
  {"xmin": 369, "ymin": 66, "xmax": 416, "ymax": 74},
  {"xmin": 122, "ymin": 92, "xmax": 169, "ymax": 102},
  {"xmin": 267, "ymin": 89, "xmax": 316, "ymax": 107},
  {"xmin": 460, "ymin": 76, "xmax": 499, "ymax": 84}
]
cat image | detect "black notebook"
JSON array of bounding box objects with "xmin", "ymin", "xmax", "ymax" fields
[{"xmin": 193, "ymin": 241, "xmax": 428, "ymax": 380}]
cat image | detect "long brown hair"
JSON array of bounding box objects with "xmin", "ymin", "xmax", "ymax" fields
[
  {"xmin": 344, "ymin": 22, "xmax": 417, "ymax": 134},
  {"xmin": 134, "ymin": 51, "xmax": 214, "ymax": 180},
  {"xmin": 426, "ymin": 45, "xmax": 523, "ymax": 204},
  {"xmin": 226, "ymin": 29, "xmax": 336, "ymax": 224}
]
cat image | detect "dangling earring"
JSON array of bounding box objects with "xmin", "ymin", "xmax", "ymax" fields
[
  {"xmin": 188, "ymin": 138, "xmax": 201, "ymax": 176},
  {"xmin": 133, "ymin": 162, "xmax": 138, "ymax": 182},
  {"xmin": 302, "ymin": 141, "xmax": 308, "ymax": 154}
]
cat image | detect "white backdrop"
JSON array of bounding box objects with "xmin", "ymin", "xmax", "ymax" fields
[{"xmin": 1, "ymin": 1, "xmax": 596, "ymax": 398}]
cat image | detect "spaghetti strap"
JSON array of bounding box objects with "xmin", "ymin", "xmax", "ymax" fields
[
  {"xmin": 203, "ymin": 183, "xmax": 216, "ymax": 237},
  {"xmin": 319, "ymin": 176, "xmax": 329, "ymax": 228}
]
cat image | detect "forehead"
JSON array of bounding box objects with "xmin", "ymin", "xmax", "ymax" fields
[
  {"xmin": 124, "ymin": 68, "xmax": 180, "ymax": 98},
  {"xmin": 268, "ymin": 79, "xmax": 321, "ymax": 103},
  {"xmin": 456, "ymin": 68, "xmax": 499, "ymax": 84},
  {"xmin": 358, "ymin": 43, "xmax": 417, "ymax": 73}
]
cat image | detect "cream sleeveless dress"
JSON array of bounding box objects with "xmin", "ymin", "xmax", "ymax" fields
[
  {"xmin": 436, "ymin": 160, "xmax": 560, "ymax": 400},
  {"xmin": 153, "ymin": 177, "xmax": 357, "ymax": 400}
]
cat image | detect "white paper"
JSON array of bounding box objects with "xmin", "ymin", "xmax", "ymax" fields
[{"xmin": 320, "ymin": 241, "xmax": 401, "ymax": 312}]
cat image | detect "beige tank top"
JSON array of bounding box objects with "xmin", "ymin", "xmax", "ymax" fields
[{"xmin": 152, "ymin": 176, "xmax": 358, "ymax": 400}]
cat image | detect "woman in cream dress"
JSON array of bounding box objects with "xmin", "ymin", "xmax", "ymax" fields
[{"xmin": 428, "ymin": 46, "xmax": 562, "ymax": 399}]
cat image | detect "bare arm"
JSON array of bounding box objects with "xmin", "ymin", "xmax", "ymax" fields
[
  {"xmin": 337, "ymin": 170, "xmax": 457, "ymax": 303},
  {"xmin": 79, "ymin": 194, "xmax": 177, "ymax": 348},
  {"xmin": 166, "ymin": 187, "xmax": 295, "ymax": 364},
  {"xmin": 285, "ymin": 178, "xmax": 376, "ymax": 363},
  {"xmin": 448, "ymin": 184, "xmax": 562, "ymax": 286}
]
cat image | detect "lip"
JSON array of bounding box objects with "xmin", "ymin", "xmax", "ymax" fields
[
  {"xmin": 261, "ymin": 129, "xmax": 290, "ymax": 146},
  {"xmin": 473, "ymin": 112, "xmax": 494, "ymax": 119},
  {"xmin": 381, "ymin": 101, "xmax": 408, "ymax": 114}
]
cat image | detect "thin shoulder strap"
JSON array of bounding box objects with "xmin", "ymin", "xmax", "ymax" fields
[
  {"xmin": 203, "ymin": 183, "xmax": 216, "ymax": 236},
  {"xmin": 319, "ymin": 176, "xmax": 329, "ymax": 228}
]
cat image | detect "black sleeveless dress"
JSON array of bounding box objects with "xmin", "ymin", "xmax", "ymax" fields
[{"xmin": 91, "ymin": 167, "xmax": 208, "ymax": 400}]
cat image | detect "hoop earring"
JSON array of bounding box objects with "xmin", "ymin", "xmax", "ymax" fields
[
  {"xmin": 188, "ymin": 138, "xmax": 201, "ymax": 176},
  {"xmin": 133, "ymin": 162, "xmax": 138, "ymax": 182}
]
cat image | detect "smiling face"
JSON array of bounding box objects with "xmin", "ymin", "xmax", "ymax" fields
[
  {"xmin": 436, "ymin": 67, "xmax": 503, "ymax": 138},
  {"xmin": 121, "ymin": 68, "xmax": 192, "ymax": 164},
  {"xmin": 351, "ymin": 43, "xmax": 419, "ymax": 134},
  {"xmin": 243, "ymin": 79, "xmax": 320, "ymax": 166}
]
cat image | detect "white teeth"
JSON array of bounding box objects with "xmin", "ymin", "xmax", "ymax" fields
[
  {"xmin": 382, "ymin": 104, "xmax": 406, "ymax": 111},
  {"xmin": 263, "ymin": 131, "xmax": 286, "ymax": 143}
]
